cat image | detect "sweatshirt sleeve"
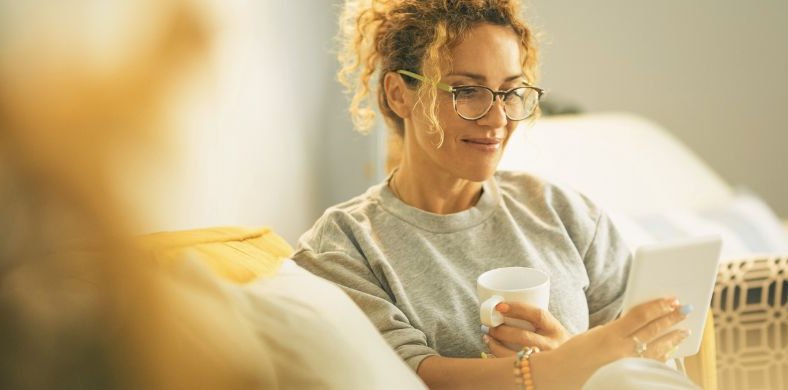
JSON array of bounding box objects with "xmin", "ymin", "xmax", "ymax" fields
[
  {"xmin": 582, "ymin": 211, "xmax": 632, "ymax": 327},
  {"xmin": 542, "ymin": 179, "xmax": 633, "ymax": 328},
  {"xmin": 292, "ymin": 216, "xmax": 438, "ymax": 371}
]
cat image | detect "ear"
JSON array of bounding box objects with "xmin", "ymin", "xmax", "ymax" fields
[{"xmin": 384, "ymin": 71, "xmax": 413, "ymax": 119}]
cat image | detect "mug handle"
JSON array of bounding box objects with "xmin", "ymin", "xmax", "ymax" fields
[{"xmin": 480, "ymin": 295, "xmax": 505, "ymax": 327}]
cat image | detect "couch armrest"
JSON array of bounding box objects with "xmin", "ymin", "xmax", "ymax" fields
[
  {"xmin": 684, "ymin": 311, "xmax": 717, "ymax": 390},
  {"xmin": 139, "ymin": 226, "xmax": 293, "ymax": 283}
]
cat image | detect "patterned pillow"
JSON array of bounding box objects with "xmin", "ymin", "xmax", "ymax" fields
[{"xmin": 712, "ymin": 256, "xmax": 788, "ymax": 390}]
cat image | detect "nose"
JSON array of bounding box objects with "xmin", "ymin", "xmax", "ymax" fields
[{"xmin": 477, "ymin": 95, "xmax": 508, "ymax": 128}]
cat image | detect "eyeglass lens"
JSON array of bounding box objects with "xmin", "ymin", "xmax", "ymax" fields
[{"xmin": 454, "ymin": 87, "xmax": 539, "ymax": 120}]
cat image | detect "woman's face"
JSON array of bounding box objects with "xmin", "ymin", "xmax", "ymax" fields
[{"xmin": 407, "ymin": 23, "xmax": 525, "ymax": 183}]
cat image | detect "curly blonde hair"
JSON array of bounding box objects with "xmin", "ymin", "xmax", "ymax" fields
[{"xmin": 338, "ymin": 0, "xmax": 539, "ymax": 146}]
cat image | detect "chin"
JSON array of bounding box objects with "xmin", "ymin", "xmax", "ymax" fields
[{"xmin": 463, "ymin": 166, "xmax": 498, "ymax": 183}]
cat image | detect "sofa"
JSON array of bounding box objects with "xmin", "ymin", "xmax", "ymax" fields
[
  {"xmin": 141, "ymin": 227, "xmax": 428, "ymax": 389},
  {"xmin": 144, "ymin": 113, "xmax": 786, "ymax": 389},
  {"xmin": 141, "ymin": 225, "xmax": 720, "ymax": 389}
]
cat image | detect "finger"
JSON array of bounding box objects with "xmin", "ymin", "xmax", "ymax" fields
[
  {"xmin": 488, "ymin": 325, "xmax": 558, "ymax": 351},
  {"xmin": 483, "ymin": 334, "xmax": 518, "ymax": 358},
  {"xmin": 642, "ymin": 328, "xmax": 692, "ymax": 361},
  {"xmin": 630, "ymin": 304, "xmax": 693, "ymax": 343},
  {"xmin": 611, "ymin": 297, "xmax": 680, "ymax": 335},
  {"xmin": 496, "ymin": 302, "xmax": 557, "ymax": 331}
]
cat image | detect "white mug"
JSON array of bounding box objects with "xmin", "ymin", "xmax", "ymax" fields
[{"xmin": 477, "ymin": 267, "xmax": 550, "ymax": 333}]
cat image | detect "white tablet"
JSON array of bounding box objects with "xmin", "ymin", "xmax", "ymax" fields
[{"xmin": 620, "ymin": 236, "xmax": 722, "ymax": 358}]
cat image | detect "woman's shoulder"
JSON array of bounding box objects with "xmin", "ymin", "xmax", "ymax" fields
[
  {"xmin": 297, "ymin": 182, "xmax": 387, "ymax": 251},
  {"xmin": 494, "ymin": 171, "xmax": 612, "ymax": 255},
  {"xmin": 494, "ymin": 170, "xmax": 602, "ymax": 221},
  {"xmin": 322, "ymin": 182, "xmax": 389, "ymax": 222}
]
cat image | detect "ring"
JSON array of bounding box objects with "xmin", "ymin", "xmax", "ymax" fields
[{"xmin": 632, "ymin": 336, "xmax": 648, "ymax": 357}]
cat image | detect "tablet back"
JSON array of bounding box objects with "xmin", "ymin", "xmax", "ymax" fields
[{"xmin": 621, "ymin": 236, "xmax": 722, "ymax": 357}]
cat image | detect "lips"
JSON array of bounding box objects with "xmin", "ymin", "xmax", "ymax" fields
[
  {"xmin": 460, "ymin": 137, "xmax": 503, "ymax": 153},
  {"xmin": 461, "ymin": 137, "xmax": 502, "ymax": 146}
]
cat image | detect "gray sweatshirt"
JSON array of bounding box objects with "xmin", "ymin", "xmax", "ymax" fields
[{"xmin": 293, "ymin": 171, "xmax": 631, "ymax": 371}]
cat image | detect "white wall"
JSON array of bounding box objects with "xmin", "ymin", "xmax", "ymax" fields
[
  {"xmin": 147, "ymin": 0, "xmax": 379, "ymax": 243},
  {"xmin": 154, "ymin": 0, "xmax": 787, "ymax": 244},
  {"xmin": 526, "ymin": 0, "xmax": 788, "ymax": 216},
  {"xmin": 142, "ymin": 1, "xmax": 317, "ymax": 243}
]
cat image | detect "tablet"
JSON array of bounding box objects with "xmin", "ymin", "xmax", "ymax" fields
[{"xmin": 620, "ymin": 236, "xmax": 722, "ymax": 358}]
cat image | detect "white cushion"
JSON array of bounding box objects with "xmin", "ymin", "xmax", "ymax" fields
[
  {"xmin": 500, "ymin": 112, "xmax": 733, "ymax": 214},
  {"xmin": 608, "ymin": 191, "xmax": 788, "ymax": 261},
  {"xmin": 499, "ymin": 112, "xmax": 787, "ymax": 260},
  {"xmin": 238, "ymin": 260, "xmax": 427, "ymax": 389}
]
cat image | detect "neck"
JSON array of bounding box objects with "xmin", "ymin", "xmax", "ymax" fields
[{"xmin": 390, "ymin": 164, "xmax": 483, "ymax": 215}]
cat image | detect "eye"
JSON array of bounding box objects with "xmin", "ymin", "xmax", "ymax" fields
[
  {"xmin": 510, "ymin": 88, "xmax": 526, "ymax": 97},
  {"xmin": 454, "ymin": 87, "xmax": 483, "ymax": 100},
  {"xmin": 504, "ymin": 87, "xmax": 527, "ymax": 102}
]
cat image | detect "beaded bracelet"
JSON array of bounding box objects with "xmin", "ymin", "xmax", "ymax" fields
[{"xmin": 513, "ymin": 346, "xmax": 539, "ymax": 390}]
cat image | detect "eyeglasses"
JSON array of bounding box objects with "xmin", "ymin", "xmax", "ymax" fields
[{"xmin": 397, "ymin": 69, "xmax": 543, "ymax": 121}]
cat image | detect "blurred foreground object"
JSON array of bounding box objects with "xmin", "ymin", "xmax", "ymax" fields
[{"xmin": 0, "ymin": 1, "xmax": 273, "ymax": 388}]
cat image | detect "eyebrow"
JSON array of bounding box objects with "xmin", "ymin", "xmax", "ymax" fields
[{"xmin": 445, "ymin": 72, "xmax": 525, "ymax": 83}]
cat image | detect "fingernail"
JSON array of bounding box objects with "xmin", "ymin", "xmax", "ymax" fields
[
  {"xmin": 481, "ymin": 325, "xmax": 489, "ymax": 335},
  {"xmin": 482, "ymin": 335, "xmax": 490, "ymax": 344},
  {"xmin": 669, "ymin": 298, "xmax": 680, "ymax": 309},
  {"xmin": 496, "ymin": 303, "xmax": 510, "ymax": 313},
  {"xmin": 679, "ymin": 304, "xmax": 694, "ymax": 315}
]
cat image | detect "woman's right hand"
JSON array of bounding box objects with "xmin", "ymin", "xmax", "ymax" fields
[{"xmin": 530, "ymin": 297, "xmax": 693, "ymax": 390}]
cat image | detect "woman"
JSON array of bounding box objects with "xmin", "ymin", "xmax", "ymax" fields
[{"xmin": 293, "ymin": 1, "xmax": 698, "ymax": 389}]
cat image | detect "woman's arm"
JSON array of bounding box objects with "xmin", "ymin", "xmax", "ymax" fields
[
  {"xmin": 419, "ymin": 297, "xmax": 691, "ymax": 389},
  {"xmin": 418, "ymin": 355, "xmax": 518, "ymax": 390}
]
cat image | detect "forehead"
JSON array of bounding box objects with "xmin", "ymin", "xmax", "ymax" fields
[{"xmin": 445, "ymin": 23, "xmax": 523, "ymax": 78}]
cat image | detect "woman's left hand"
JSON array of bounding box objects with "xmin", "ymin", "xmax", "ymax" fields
[{"xmin": 484, "ymin": 302, "xmax": 570, "ymax": 356}]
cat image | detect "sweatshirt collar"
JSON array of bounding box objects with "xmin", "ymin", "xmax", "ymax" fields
[{"xmin": 377, "ymin": 172, "xmax": 500, "ymax": 233}]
